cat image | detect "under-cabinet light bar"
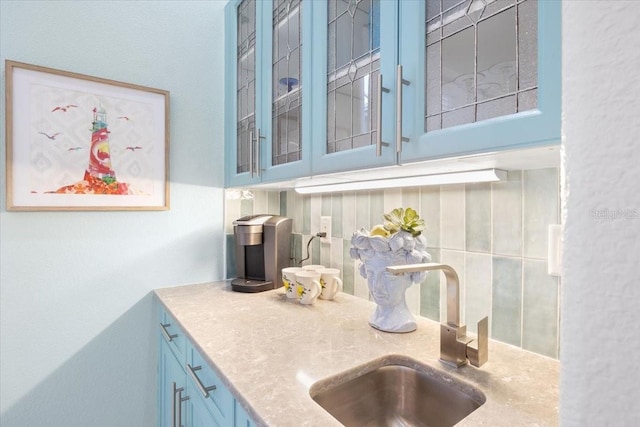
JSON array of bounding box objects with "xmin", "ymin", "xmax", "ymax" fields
[{"xmin": 294, "ymin": 169, "xmax": 507, "ymax": 194}]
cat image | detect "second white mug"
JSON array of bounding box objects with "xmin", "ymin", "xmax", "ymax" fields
[
  {"xmin": 296, "ymin": 271, "xmax": 322, "ymax": 305},
  {"xmin": 318, "ymin": 268, "xmax": 343, "ymax": 300}
]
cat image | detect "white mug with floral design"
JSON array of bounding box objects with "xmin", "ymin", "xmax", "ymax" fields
[
  {"xmin": 295, "ymin": 271, "xmax": 322, "ymax": 305},
  {"xmin": 282, "ymin": 267, "xmax": 304, "ymax": 299},
  {"xmin": 318, "ymin": 268, "xmax": 343, "ymax": 300}
]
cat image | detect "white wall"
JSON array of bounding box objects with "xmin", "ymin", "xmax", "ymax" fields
[
  {"xmin": 0, "ymin": 1, "xmax": 227, "ymax": 425},
  {"xmin": 562, "ymin": 1, "xmax": 640, "ymax": 425}
]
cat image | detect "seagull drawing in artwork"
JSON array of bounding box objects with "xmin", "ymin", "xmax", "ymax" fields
[
  {"xmin": 38, "ymin": 132, "xmax": 62, "ymax": 140},
  {"xmin": 117, "ymin": 116, "xmax": 131, "ymax": 121},
  {"xmin": 67, "ymin": 147, "xmax": 84, "ymax": 151},
  {"xmin": 51, "ymin": 104, "xmax": 78, "ymax": 113},
  {"xmin": 126, "ymin": 146, "xmax": 143, "ymax": 152}
]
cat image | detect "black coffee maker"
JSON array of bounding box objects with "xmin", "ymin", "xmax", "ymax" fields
[{"xmin": 231, "ymin": 214, "xmax": 292, "ymax": 293}]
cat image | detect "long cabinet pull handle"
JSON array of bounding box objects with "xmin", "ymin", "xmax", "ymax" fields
[
  {"xmin": 187, "ymin": 363, "xmax": 217, "ymax": 398},
  {"xmin": 249, "ymin": 130, "xmax": 255, "ymax": 178},
  {"xmin": 255, "ymin": 128, "xmax": 264, "ymax": 178},
  {"xmin": 160, "ymin": 323, "xmax": 178, "ymax": 342},
  {"xmin": 376, "ymin": 74, "xmax": 391, "ymax": 157},
  {"xmin": 396, "ymin": 64, "xmax": 411, "ymax": 153},
  {"xmin": 172, "ymin": 382, "xmax": 183, "ymax": 427}
]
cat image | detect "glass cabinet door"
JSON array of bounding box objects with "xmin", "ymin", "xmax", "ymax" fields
[
  {"xmin": 271, "ymin": 0, "xmax": 302, "ymax": 167},
  {"xmin": 236, "ymin": 0, "xmax": 256, "ymax": 177},
  {"xmin": 310, "ymin": 0, "xmax": 398, "ymax": 175},
  {"xmin": 398, "ymin": 0, "xmax": 561, "ymax": 162},
  {"xmin": 225, "ymin": 0, "xmax": 311, "ymax": 186}
]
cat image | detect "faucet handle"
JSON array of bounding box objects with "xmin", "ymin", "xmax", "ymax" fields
[{"xmin": 466, "ymin": 316, "xmax": 489, "ymax": 367}]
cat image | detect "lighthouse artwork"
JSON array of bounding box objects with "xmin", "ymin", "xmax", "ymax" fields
[
  {"xmin": 50, "ymin": 106, "xmax": 131, "ymax": 195},
  {"xmin": 5, "ymin": 60, "xmax": 169, "ymax": 210}
]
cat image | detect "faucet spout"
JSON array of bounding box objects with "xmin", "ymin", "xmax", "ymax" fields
[
  {"xmin": 386, "ymin": 262, "xmax": 488, "ymax": 368},
  {"xmin": 386, "ymin": 263, "xmax": 460, "ymax": 327}
]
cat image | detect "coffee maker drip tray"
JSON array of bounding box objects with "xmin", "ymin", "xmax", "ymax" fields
[{"xmin": 231, "ymin": 278, "xmax": 274, "ymax": 293}]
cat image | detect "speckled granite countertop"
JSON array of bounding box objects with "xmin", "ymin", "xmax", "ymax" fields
[{"xmin": 154, "ymin": 281, "xmax": 559, "ymax": 426}]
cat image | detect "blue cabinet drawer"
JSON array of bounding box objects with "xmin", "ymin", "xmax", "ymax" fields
[
  {"xmin": 159, "ymin": 308, "xmax": 187, "ymax": 365},
  {"xmin": 186, "ymin": 342, "xmax": 235, "ymax": 426}
]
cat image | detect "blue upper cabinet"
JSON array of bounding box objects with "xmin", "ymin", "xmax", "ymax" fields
[
  {"xmin": 225, "ymin": 0, "xmax": 312, "ymax": 186},
  {"xmin": 397, "ymin": 0, "xmax": 561, "ymax": 163},
  {"xmin": 225, "ymin": 0, "xmax": 561, "ymax": 185}
]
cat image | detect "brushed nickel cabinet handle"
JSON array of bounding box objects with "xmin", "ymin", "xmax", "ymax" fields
[
  {"xmin": 187, "ymin": 363, "xmax": 217, "ymax": 398},
  {"xmin": 396, "ymin": 64, "xmax": 411, "ymax": 153},
  {"xmin": 249, "ymin": 130, "xmax": 255, "ymax": 178},
  {"xmin": 160, "ymin": 323, "xmax": 178, "ymax": 342}
]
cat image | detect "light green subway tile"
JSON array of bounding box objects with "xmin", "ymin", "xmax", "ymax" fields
[
  {"xmin": 320, "ymin": 238, "xmax": 331, "ymax": 267},
  {"xmin": 420, "ymin": 186, "xmax": 441, "ymax": 249},
  {"xmin": 440, "ymin": 184, "xmax": 465, "ymax": 250},
  {"xmin": 420, "ymin": 249, "xmax": 441, "ymax": 321},
  {"xmin": 492, "ymin": 256, "xmax": 523, "ymax": 347},
  {"xmin": 291, "ymin": 234, "xmax": 303, "ymax": 266},
  {"xmin": 311, "ymin": 237, "xmax": 321, "ymax": 265},
  {"xmin": 370, "ymin": 190, "xmax": 385, "ymax": 228},
  {"xmin": 240, "ymin": 197, "xmax": 253, "ymax": 216},
  {"xmin": 341, "ymin": 193, "xmax": 357, "ymax": 238},
  {"xmin": 321, "ymin": 194, "xmax": 332, "ymax": 216},
  {"xmin": 342, "ymin": 239, "xmax": 355, "ymax": 295},
  {"xmin": 253, "ymin": 190, "xmax": 268, "ymax": 214},
  {"xmin": 267, "ymin": 190, "xmax": 280, "ymax": 215},
  {"xmin": 355, "ymin": 192, "xmax": 370, "ymax": 230},
  {"xmin": 492, "ymin": 171, "xmax": 523, "ymax": 256},
  {"xmin": 292, "ymin": 191, "xmax": 304, "ymax": 234},
  {"xmin": 522, "ymin": 259, "xmax": 559, "ymax": 358},
  {"xmin": 279, "ymin": 191, "xmax": 287, "ymax": 217},
  {"xmin": 331, "ymin": 193, "xmax": 343, "ymax": 238},
  {"xmin": 383, "ymin": 188, "xmax": 403, "ymax": 213},
  {"xmin": 302, "ymin": 195, "xmax": 311, "ymax": 234},
  {"xmin": 402, "ymin": 188, "xmax": 420, "ymax": 212},
  {"xmin": 465, "ymin": 183, "xmax": 491, "ymax": 253},
  {"xmin": 310, "ymin": 195, "xmax": 322, "ymax": 233},
  {"xmin": 330, "ymin": 237, "xmax": 344, "ymax": 270},
  {"xmin": 464, "ymin": 252, "xmax": 492, "ymax": 335},
  {"xmin": 524, "ymin": 168, "xmax": 560, "ymax": 259}
]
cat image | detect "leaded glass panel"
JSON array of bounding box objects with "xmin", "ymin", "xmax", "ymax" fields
[
  {"xmin": 237, "ymin": 0, "xmax": 256, "ymax": 173},
  {"xmin": 425, "ymin": 0, "xmax": 538, "ymax": 132},
  {"xmin": 327, "ymin": 0, "xmax": 380, "ymax": 154},
  {"xmin": 272, "ymin": 0, "xmax": 302, "ymax": 166}
]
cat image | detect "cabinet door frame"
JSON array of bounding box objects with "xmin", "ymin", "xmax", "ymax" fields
[
  {"xmin": 225, "ymin": 0, "xmax": 312, "ymax": 186},
  {"xmin": 398, "ymin": 0, "xmax": 561, "ymax": 163},
  {"xmin": 309, "ymin": 0, "xmax": 399, "ymax": 175}
]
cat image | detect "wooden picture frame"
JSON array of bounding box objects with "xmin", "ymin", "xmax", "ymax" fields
[{"xmin": 5, "ymin": 60, "xmax": 170, "ymax": 211}]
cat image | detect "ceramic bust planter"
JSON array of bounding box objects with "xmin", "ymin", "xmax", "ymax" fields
[{"xmin": 350, "ymin": 212, "xmax": 431, "ymax": 333}]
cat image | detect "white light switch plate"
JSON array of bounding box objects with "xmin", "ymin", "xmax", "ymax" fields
[{"xmin": 548, "ymin": 224, "xmax": 562, "ymax": 277}]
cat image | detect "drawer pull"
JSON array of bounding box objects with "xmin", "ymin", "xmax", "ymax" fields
[
  {"xmin": 187, "ymin": 364, "xmax": 217, "ymax": 398},
  {"xmin": 160, "ymin": 323, "xmax": 178, "ymax": 342}
]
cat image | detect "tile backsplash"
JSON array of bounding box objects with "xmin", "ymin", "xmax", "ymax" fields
[{"xmin": 225, "ymin": 168, "xmax": 560, "ymax": 359}]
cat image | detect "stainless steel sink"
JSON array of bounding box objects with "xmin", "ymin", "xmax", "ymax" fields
[{"xmin": 309, "ymin": 355, "xmax": 485, "ymax": 427}]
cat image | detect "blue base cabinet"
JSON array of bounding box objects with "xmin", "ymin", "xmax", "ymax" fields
[{"xmin": 158, "ymin": 307, "xmax": 256, "ymax": 427}]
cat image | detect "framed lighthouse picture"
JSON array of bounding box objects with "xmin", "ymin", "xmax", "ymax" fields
[{"xmin": 5, "ymin": 60, "xmax": 169, "ymax": 211}]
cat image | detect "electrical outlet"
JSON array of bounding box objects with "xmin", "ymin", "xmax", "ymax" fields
[{"xmin": 320, "ymin": 216, "xmax": 331, "ymax": 244}]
